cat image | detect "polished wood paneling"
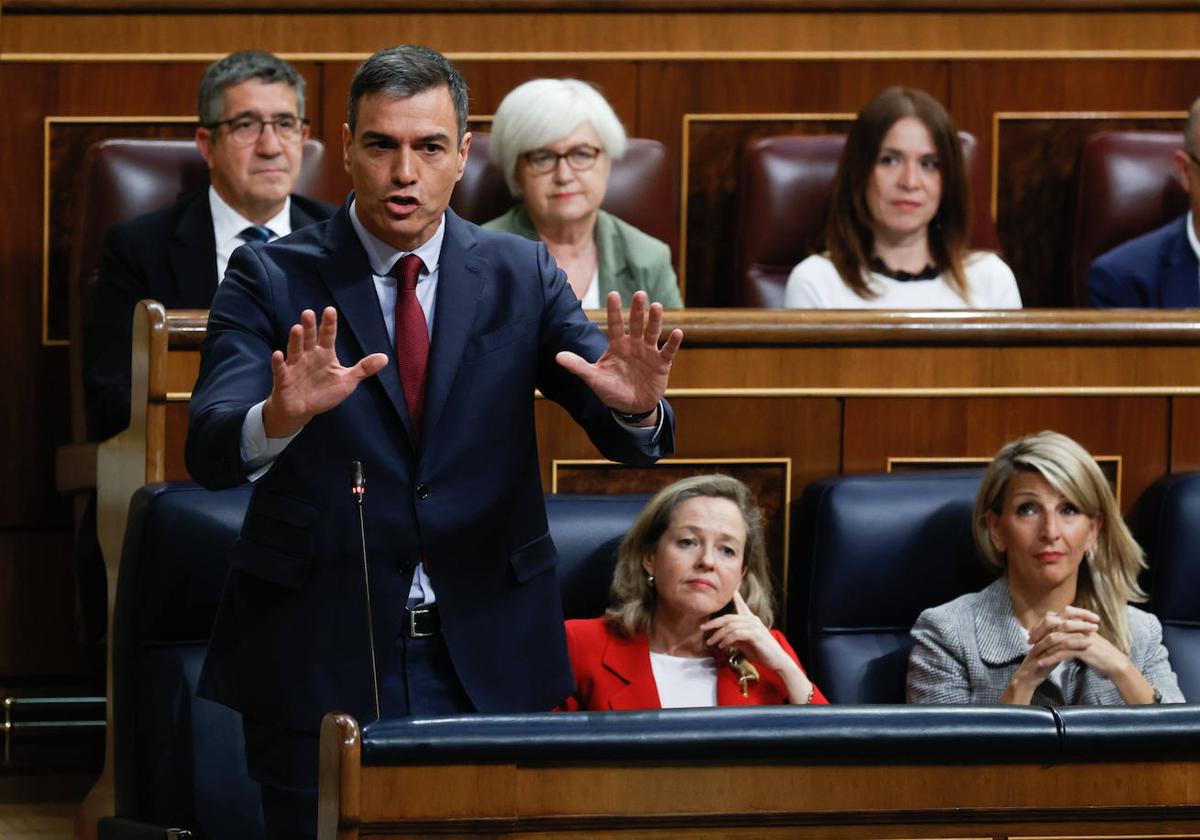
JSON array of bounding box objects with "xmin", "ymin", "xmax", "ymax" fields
[
  {"xmin": 9, "ymin": 11, "xmax": 1200, "ymax": 54},
  {"xmin": 0, "ymin": 533, "xmax": 88, "ymax": 676},
  {"xmin": 842, "ymin": 396, "xmax": 1169, "ymax": 513},
  {"xmin": 995, "ymin": 114, "xmax": 1185, "ymax": 307},
  {"xmin": 321, "ymin": 709, "xmax": 1200, "ymax": 838},
  {"xmin": 1169, "ymin": 396, "xmax": 1200, "ymax": 474}
]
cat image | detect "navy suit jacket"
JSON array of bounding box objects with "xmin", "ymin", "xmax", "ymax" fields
[
  {"xmin": 1087, "ymin": 215, "xmax": 1200, "ymax": 308},
  {"xmin": 84, "ymin": 189, "xmax": 334, "ymax": 440},
  {"xmin": 185, "ymin": 203, "xmax": 675, "ymax": 733}
]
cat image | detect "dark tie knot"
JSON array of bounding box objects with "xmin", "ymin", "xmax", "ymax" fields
[
  {"xmin": 392, "ymin": 253, "xmax": 424, "ymax": 291},
  {"xmin": 238, "ymin": 225, "xmax": 274, "ymax": 244}
]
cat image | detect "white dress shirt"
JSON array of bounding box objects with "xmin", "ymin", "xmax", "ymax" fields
[
  {"xmin": 208, "ymin": 186, "xmax": 292, "ymax": 283},
  {"xmin": 238, "ymin": 203, "xmax": 660, "ymax": 605}
]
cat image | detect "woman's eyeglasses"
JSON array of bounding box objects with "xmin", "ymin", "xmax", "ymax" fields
[
  {"xmin": 206, "ymin": 115, "xmax": 309, "ymax": 146},
  {"xmin": 522, "ymin": 145, "xmax": 603, "ymax": 174}
]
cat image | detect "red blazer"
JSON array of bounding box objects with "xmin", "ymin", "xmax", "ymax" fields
[{"xmin": 561, "ymin": 617, "xmax": 829, "ymax": 710}]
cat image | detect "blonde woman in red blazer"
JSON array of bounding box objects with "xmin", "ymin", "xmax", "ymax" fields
[{"xmin": 560, "ymin": 475, "xmax": 828, "ymax": 711}]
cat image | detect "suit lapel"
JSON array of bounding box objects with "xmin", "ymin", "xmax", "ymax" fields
[
  {"xmin": 594, "ymin": 210, "xmax": 633, "ymax": 301},
  {"xmin": 170, "ymin": 193, "xmax": 220, "ymax": 307},
  {"xmin": 424, "ymin": 211, "xmax": 483, "ymax": 437},
  {"xmin": 1159, "ymin": 217, "xmax": 1200, "ymax": 307},
  {"xmin": 974, "ymin": 577, "xmax": 1030, "ymax": 666},
  {"xmin": 603, "ymin": 630, "xmax": 663, "ymax": 710},
  {"xmin": 317, "ymin": 202, "xmax": 415, "ymax": 441}
]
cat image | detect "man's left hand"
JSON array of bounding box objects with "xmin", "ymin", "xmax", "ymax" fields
[{"xmin": 555, "ymin": 291, "xmax": 684, "ymax": 425}]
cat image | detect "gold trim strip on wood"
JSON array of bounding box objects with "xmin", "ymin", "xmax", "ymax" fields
[
  {"xmin": 10, "ymin": 51, "xmax": 1200, "ymax": 63},
  {"xmin": 42, "ymin": 115, "xmax": 199, "ymax": 347},
  {"xmin": 989, "ymin": 110, "xmax": 1188, "ymax": 220},
  {"xmin": 183, "ymin": 384, "xmax": 1200, "ymax": 403},
  {"xmin": 886, "ymin": 454, "xmax": 1122, "ymax": 504},
  {"xmin": 666, "ymin": 386, "xmax": 1200, "ymax": 397},
  {"xmin": 679, "ymin": 112, "xmax": 856, "ymax": 298}
]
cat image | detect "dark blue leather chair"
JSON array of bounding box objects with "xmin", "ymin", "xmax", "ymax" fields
[
  {"xmin": 104, "ymin": 483, "xmax": 650, "ymax": 838},
  {"xmin": 1131, "ymin": 472, "xmax": 1200, "ymax": 702},
  {"xmin": 794, "ymin": 470, "xmax": 993, "ymax": 704},
  {"xmin": 105, "ymin": 483, "xmax": 260, "ymax": 840}
]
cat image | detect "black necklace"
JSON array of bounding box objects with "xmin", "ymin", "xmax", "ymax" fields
[{"xmin": 869, "ymin": 257, "xmax": 940, "ymax": 282}]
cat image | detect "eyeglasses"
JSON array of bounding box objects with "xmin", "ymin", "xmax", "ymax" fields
[
  {"xmin": 522, "ymin": 145, "xmax": 602, "ymax": 174},
  {"xmin": 206, "ymin": 114, "xmax": 309, "ymax": 146}
]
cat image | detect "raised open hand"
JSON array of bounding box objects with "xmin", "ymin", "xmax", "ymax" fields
[
  {"xmin": 261, "ymin": 307, "xmax": 389, "ymax": 438},
  {"xmin": 555, "ymin": 291, "xmax": 683, "ymax": 423}
]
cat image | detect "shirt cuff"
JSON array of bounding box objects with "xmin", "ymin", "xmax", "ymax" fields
[
  {"xmin": 240, "ymin": 400, "xmax": 300, "ymax": 481},
  {"xmin": 610, "ymin": 400, "xmax": 664, "ymax": 443}
]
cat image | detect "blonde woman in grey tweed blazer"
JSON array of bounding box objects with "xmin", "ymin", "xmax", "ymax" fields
[{"xmin": 907, "ymin": 431, "xmax": 1185, "ymax": 706}]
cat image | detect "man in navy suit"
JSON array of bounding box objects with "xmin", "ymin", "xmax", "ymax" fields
[
  {"xmin": 185, "ymin": 45, "xmax": 682, "ymax": 837},
  {"xmin": 1088, "ymin": 99, "xmax": 1200, "ymax": 308},
  {"xmin": 85, "ymin": 50, "xmax": 335, "ymax": 442}
]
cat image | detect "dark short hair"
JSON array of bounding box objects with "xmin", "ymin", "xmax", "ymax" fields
[
  {"xmin": 197, "ymin": 51, "xmax": 306, "ymax": 125},
  {"xmin": 347, "ymin": 44, "xmax": 469, "ymax": 143},
  {"xmin": 825, "ymin": 86, "xmax": 971, "ymax": 301}
]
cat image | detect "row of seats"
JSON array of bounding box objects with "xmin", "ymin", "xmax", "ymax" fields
[
  {"xmin": 70, "ymin": 129, "xmax": 1183, "ymax": 339},
  {"xmin": 105, "ymin": 469, "xmax": 1200, "ymax": 838}
]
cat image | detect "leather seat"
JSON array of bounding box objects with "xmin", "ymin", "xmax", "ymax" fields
[
  {"xmin": 1071, "ymin": 131, "xmax": 1188, "ymax": 306},
  {"xmin": 794, "ymin": 470, "xmax": 993, "ymax": 704},
  {"xmin": 1130, "ymin": 472, "xmax": 1200, "ymax": 702},
  {"xmin": 104, "ymin": 482, "xmax": 651, "ymax": 837},
  {"xmin": 69, "ymin": 138, "xmax": 331, "ymax": 444},
  {"xmin": 735, "ymin": 132, "xmax": 997, "ymax": 307},
  {"xmin": 448, "ymin": 132, "xmax": 678, "ymax": 263}
]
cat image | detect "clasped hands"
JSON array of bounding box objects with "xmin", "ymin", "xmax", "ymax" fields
[
  {"xmin": 261, "ymin": 290, "xmax": 683, "ymax": 439},
  {"xmin": 1003, "ymin": 605, "xmax": 1141, "ymax": 704}
]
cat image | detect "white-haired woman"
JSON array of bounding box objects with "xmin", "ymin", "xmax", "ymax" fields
[
  {"xmin": 907, "ymin": 431, "xmax": 1184, "ymax": 705},
  {"xmin": 483, "ymin": 78, "xmax": 683, "ymax": 308}
]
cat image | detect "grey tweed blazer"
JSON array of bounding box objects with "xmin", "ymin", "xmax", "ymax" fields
[{"xmin": 906, "ymin": 577, "xmax": 1185, "ymax": 705}]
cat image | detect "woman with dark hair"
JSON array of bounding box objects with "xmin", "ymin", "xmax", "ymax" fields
[
  {"xmin": 561, "ymin": 474, "xmax": 827, "ymax": 710},
  {"xmin": 907, "ymin": 431, "xmax": 1184, "ymax": 705},
  {"xmin": 785, "ymin": 86, "xmax": 1021, "ymax": 309}
]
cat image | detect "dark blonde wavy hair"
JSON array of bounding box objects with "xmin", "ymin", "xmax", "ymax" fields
[
  {"xmin": 973, "ymin": 431, "xmax": 1147, "ymax": 655},
  {"xmin": 605, "ymin": 475, "xmax": 776, "ymax": 638},
  {"xmin": 825, "ymin": 86, "xmax": 972, "ymax": 302}
]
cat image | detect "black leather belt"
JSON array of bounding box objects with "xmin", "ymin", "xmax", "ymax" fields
[{"xmin": 405, "ymin": 605, "xmax": 441, "ymax": 638}]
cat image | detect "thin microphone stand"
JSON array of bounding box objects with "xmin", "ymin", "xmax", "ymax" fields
[{"xmin": 351, "ymin": 461, "xmax": 381, "ymax": 721}]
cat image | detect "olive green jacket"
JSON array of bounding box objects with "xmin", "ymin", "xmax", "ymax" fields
[{"xmin": 482, "ymin": 205, "xmax": 683, "ymax": 308}]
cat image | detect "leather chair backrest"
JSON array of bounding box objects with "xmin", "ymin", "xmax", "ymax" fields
[
  {"xmin": 110, "ymin": 482, "xmax": 650, "ymax": 836},
  {"xmin": 67, "ymin": 138, "xmax": 330, "ymax": 443},
  {"xmin": 1071, "ymin": 131, "xmax": 1188, "ymax": 306},
  {"xmin": 112, "ymin": 482, "xmax": 261, "ymax": 839},
  {"xmin": 735, "ymin": 131, "xmax": 997, "ymax": 307},
  {"xmin": 449, "ymin": 132, "xmax": 678, "ymax": 263},
  {"xmin": 547, "ymin": 493, "xmax": 651, "ymax": 620},
  {"xmin": 794, "ymin": 470, "xmax": 993, "ymax": 704},
  {"xmin": 1129, "ymin": 472, "xmax": 1200, "ymax": 702}
]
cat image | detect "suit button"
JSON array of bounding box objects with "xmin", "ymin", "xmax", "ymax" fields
[{"xmin": 415, "ymin": 483, "xmax": 430, "ymax": 500}]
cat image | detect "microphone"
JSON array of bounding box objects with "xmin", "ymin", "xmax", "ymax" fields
[{"xmin": 350, "ymin": 460, "xmax": 381, "ymax": 721}]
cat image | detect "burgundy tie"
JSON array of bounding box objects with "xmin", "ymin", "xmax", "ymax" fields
[{"xmin": 392, "ymin": 254, "xmax": 429, "ymax": 439}]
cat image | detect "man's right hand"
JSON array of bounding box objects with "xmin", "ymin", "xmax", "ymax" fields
[{"xmin": 261, "ymin": 306, "xmax": 389, "ymax": 438}]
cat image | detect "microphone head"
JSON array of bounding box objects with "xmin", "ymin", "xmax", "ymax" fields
[{"xmin": 350, "ymin": 461, "xmax": 366, "ymax": 498}]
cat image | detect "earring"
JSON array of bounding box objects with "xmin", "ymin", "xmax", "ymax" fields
[
  {"xmin": 1084, "ymin": 548, "xmax": 1094, "ymax": 564},
  {"xmin": 646, "ymin": 574, "xmax": 655, "ymax": 590}
]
